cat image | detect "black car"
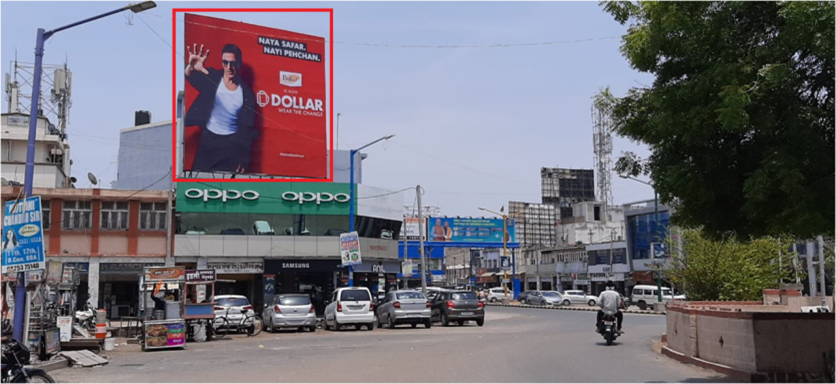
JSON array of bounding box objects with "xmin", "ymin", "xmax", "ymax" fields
[{"xmin": 429, "ymin": 290, "xmax": 485, "ymax": 327}]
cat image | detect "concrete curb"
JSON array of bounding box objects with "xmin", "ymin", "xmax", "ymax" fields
[
  {"xmin": 33, "ymin": 357, "xmax": 70, "ymax": 373},
  {"xmin": 661, "ymin": 346, "xmax": 751, "ymax": 381},
  {"xmin": 484, "ymin": 302, "xmax": 666, "ymax": 316}
]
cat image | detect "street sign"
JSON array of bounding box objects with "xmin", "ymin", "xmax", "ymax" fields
[
  {"xmin": 2, "ymin": 196, "xmax": 46, "ymax": 274},
  {"xmin": 500, "ymin": 256, "xmax": 511, "ymax": 271},
  {"xmin": 502, "ymin": 279, "xmax": 510, "ymax": 283},
  {"xmin": 340, "ymin": 231, "xmax": 362, "ymax": 266},
  {"xmin": 401, "ymin": 260, "xmax": 414, "ymax": 277}
]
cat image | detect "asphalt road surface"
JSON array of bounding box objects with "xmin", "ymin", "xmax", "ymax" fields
[{"xmin": 51, "ymin": 306, "xmax": 734, "ymax": 383}]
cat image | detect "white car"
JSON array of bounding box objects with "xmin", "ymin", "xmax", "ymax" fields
[
  {"xmin": 487, "ymin": 287, "xmax": 514, "ymax": 302},
  {"xmin": 562, "ymin": 290, "xmax": 599, "ymax": 306},
  {"xmin": 323, "ymin": 287, "xmax": 375, "ymax": 331},
  {"xmin": 630, "ymin": 285, "xmax": 687, "ymax": 310},
  {"xmin": 213, "ymin": 295, "xmax": 256, "ymax": 331}
]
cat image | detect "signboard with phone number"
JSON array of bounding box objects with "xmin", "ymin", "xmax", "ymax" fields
[{"xmin": 2, "ymin": 196, "xmax": 46, "ymax": 274}]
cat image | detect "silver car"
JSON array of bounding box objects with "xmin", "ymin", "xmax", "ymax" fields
[
  {"xmin": 526, "ymin": 291, "xmax": 564, "ymax": 306},
  {"xmin": 376, "ymin": 290, "xmax": 431, "ymax": 329},
  {"xmin": 263, "ymin": 294, "xmax": 317, "ymax": 333},
  {"xmin": 562, "ymin": 290, "xmax": 599, "ymax": 306}
]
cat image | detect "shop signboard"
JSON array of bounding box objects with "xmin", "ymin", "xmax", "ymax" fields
[
  {"xmin": 144, "ymin": 267, "xmax": 186, "ymax": 281},
  {"xmin": 177, "ymin": 182, "xmax": 354, "ymax": 215},
  {"xmin": 208, "ymin": 262, "xmax": 263, "ymax": 274},
  {"xmin": 57, "ymin": 316, "xmax": 72, "ymax": 342},
  {"xmin": 2, "ymin": 196, "xmax": 46, "ymax": 274},
  {"xmin": 427, "ymin": 217, "xmax": 516, "ymax": 243},
  {"xmin": 182, "ymin": 13, "xmax": 327, "ymax": 178},
  {"xmin": 101, "ymin": 263, "xmax": 164, "ymax": 274},
  {"xmin": 185, "ymin": 269, "xmax": 216, "ymax": 282},
  {"xmin": 340, "ymin": 231, "xmax": 362, "ymax": 266}
]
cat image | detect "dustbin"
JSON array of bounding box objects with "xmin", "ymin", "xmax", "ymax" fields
[{"xmin": 153, "ymin": 310, "xmax": 165, "ymax": 320}]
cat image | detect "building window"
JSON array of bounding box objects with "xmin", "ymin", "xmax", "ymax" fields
[
  {"xmin": 41, "ymin": 200, "xmax": 51, "ymax": 230},
  {"xmin": 62, "ymin": 200, "xmax": 92, "ymax": 230},
  {"xmin": 140, "ymin": 202, "xmax": 167, "ymax": 231},
  {"xmin": 101, "ymin": 201, "xmax": 129, "ymax": 230}
]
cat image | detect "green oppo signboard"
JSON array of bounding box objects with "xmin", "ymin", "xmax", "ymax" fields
[{"xmin": 176, "ymin": 182, "xmax": 355, "ymax": 215}]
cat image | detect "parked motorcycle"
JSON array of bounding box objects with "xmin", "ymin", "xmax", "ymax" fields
[
  {"xmin": 599, "ymin": 313, "xmax": 620, "ymax": 345},
  {"xmin": 1, "ymin": 321, "xmax": 55, "ymax": 383},
  {"xmin": 75, "ymin": 302, "xmax": 96, "ymax": 331}
]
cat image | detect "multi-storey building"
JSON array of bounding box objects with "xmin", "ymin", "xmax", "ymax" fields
[{"xmin": 540, "ymin": 167, "xmax": 596, "ymax": 220}]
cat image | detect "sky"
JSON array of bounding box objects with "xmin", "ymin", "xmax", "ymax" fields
[{"xmin": 0, "ymin": 0, "xmax": 656, "ymax": 218}]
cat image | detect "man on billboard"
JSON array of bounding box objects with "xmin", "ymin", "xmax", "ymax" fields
[
  {"xmin": 185, "ymin": 43, "xmax": 258, "ymax": 173},
  {"xmin": 432, "ymin": 219, "xmax": 445, "ymax": 241}
]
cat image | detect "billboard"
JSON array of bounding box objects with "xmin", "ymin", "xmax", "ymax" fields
[
  {"xmin": 182, "ymin": 13, "xmax": 327, "ymax": 178},
  {"xmin": 2, "ymin": 196, "xmax": 46, "ymax": 274},
  {"xmin": 427, "ymin": 217, "xmax": 516, "ymax": 244},
  {"xmin": 400, "ymin": 217, "xmax": 425, "ymax": 241}
]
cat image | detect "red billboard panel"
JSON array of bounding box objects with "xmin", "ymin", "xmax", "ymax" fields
[{"xmin": 182, "ymin": 13, "xmax": 327, "ymax": 178}]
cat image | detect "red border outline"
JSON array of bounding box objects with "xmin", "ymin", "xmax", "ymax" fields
[{"xmin": 171, "ymin": 8, "xmax": 335, "ymax": 183}]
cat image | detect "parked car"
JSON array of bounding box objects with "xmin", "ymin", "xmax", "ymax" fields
[
  {"xmin": 562, "ymin": 290, "xmax": 599, "ymax": 306},
  {"xmin": 323, "ymin": 287, "xmax": 375, "ymax": 331},
  {"xmin": 517, "ymin": 291, "xmax": 531, "ymax": 303},
  {"xmin": 526, "ymin": 291, "xmax": 564, "ymax": 306},
  {"xmin": 487, "ymin": 287, "xmax": 514, "ymax": 302},
  {"xmin": 220, "ymin": 228, "xmax": 246, "ymax": 235},
  {"xmin": 213, "ymin": 295, "xmax": 256, "ymax": 332},
  {"xmin": 430, "ymin": 290, "xmax": 484, "ymax": 327},
  {"xmin": 630, "ymin": 285, "xmax": 686, "ymax": 310},
  {"xmin": 252, "ymin": 220, "xmax": 275, "ymax": 235},
  {"xmin": 376, "ymin": 290, "xmax": 431, "ymax": 329},
  {"xmin": 263, "ymin": 294, "xmax": 316, "ymax": 333}
]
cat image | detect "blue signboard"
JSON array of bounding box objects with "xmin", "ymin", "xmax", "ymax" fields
[
  {"xmin": 427, "ymin": 217, "xmax": 516, "ymax": 244},
  {"xmin": 2, "ymin": 196, "xmax": 46, "ymax": 273}
]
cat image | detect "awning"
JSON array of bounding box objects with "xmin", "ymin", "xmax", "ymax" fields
[{"xmin": 479, "ymin": 272, "xmax": 496, "ymax": 277}]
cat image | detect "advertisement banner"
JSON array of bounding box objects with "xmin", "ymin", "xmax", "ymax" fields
[
  {"xmin": 144, "ymin": 267, "xmax": 186, "ymax": 281},
  {"xmin": 399, "ymin": 217, "xmax": 425, "ymax": 241},
  {"xmin": 176, "ymin": 182, "xmax": 353, "ymax": 216},
  {"xmin": 401, "ymin": 260, "xmax": 413, "ymax": 277},
  {"xmin": 263, "ymin": 274, "xmax": 276, "ymax": 302},
  {"xmin": 183, "ymin": 13, "xmax": 327, "ymax": 178},
  {"xmin": 340, "ymin": 232, "xmax": 361, "ymax": 266},
  {"xmin": 427, "ymin": 217, "xmax": 516, "ymax": 243},
  {"xmin": 2, "ymin": 196, "xmax": 46, "ymax": 274}
]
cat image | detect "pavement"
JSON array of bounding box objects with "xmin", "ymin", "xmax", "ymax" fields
[{"xmin": 50, "ymin": 306, "xmax": 736, "ymax": 383}]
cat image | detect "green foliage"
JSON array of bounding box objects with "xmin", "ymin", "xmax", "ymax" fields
[
  {"xmin": 664, "ymin": 228, "xmax": 803, "ymax": 301},
  {"xmin": 600, "ymin": 1, "xmax": 835, "ymax": 240}
]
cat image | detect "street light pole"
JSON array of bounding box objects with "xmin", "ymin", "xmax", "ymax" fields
[
  {"xmin": 15, "ymin": 1, "xmax": 157, "ymax": 343},
  {"xmin": 479, "ymin": 207, "xmax": 521, "ymax": 301},
  {"xmin": 347, "ymin": 135, "xmax": 395, "ymax": 287},
  {"xmin": 620, "ymin": 175, "xmax": 662, "ymax": 304}
]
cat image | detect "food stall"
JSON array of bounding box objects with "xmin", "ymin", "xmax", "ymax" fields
[
  {"xmin": 184, "ymin": 269, "xmax": 216, "ymax": 342},
  {"xmin": 140, "ymin": 267, "xmax": 186, "ymax": 352}
]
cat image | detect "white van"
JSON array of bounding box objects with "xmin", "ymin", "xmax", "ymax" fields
[{"xmin": 630, "ymin": 285, "xmax": 686, "ymax": 310}]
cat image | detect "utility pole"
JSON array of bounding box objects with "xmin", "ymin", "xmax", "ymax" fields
[
  {"xmin": 818, "ymin": 236, "xmax": 827, "ymax": 307},
  {"xmin": 417, "ymin": 185, "xmax": 427, "ymax": 295},
  {"xmin": 165, "ymin": 167, "xmax": 174, "ymax": 267},
  {"xmin": 402, "ymin": 214, "xmax": 408, "ymax": 290},
  {"xmin": 536, "ymin": 250, "xmax": 541, "ymax": 291}
]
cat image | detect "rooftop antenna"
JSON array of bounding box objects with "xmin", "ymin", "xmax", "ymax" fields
[{"xmin": 87, "ymin": 172, "xmax": 99, "ymax": 187}]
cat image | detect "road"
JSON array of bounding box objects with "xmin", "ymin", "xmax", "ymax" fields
[{"xmin": 51, "ymin": 306, "xmax": 733, "ymax": 383}]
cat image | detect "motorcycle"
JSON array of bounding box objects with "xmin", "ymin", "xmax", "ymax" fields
[
  {"xmin": 75, "ymin": 302, "xmax": 96, "ymax": 331},
  {"xmin": 599, "ymin": 313, "xmax": 620, "ymax": 345},
  {"xmin": 1, "ymin": 321, "xmax": 55, "ymax": 383}
]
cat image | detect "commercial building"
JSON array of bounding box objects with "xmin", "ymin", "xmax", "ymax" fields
[
  {"xmin": 508, "ymin": 201, "xmax": 557, "ymax": 248},
  {"xmin": 556, "ymin": 201, "xmax": 625, "ymax": 246},
  {"xmin": 112, "ymin": 113, "xmax": 365, "ymax": 188},
  {"xmin": 623, "ymin": 199, "xmax": 672, "ymax": 285},
  {"xmin": 541, "ymin": 167, "xmax": 596, "ymax": 220},
  {"xmin": 586, "ymin": 241, "xmax": 629, "ymax": 295},
  {"xmin": 1, "ymin": 185, "xmax": 168, "ymax": 319},
  {"xmin": 173, "ymin": 181, "xmax": 403, "ymax": 314},
  {"xmin": 1, "ymin": 113, "xmax": 72, "ymax": 188}
]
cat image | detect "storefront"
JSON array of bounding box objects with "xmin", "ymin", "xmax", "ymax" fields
[
  {"xmin": 174, "ymin": 182, "xmax": 403, "ymax": 311},
  {"xmin": 100, "ymin": 262, "xmax": 164, "ymax": 319},
  {"xmin": 351, "ymin": 260, "xmax": 401, "ymax": 296}
]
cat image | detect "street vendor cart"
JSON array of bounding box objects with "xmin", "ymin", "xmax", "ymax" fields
[
  {"xmin": 184, "ymin": 269, "xmax": 216, "ymax": 342},
  {"xmin": 140, "ymin": 267, "xmax": 186, "ymax": 352}
]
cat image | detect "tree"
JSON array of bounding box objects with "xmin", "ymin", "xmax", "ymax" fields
[
  {"xmin": 664, "ymin": 229, "xmax": 801, "ymax": 301},
  {"xmin": 600, "ymin": 1, "xmax": 835, "ymax": 240}
]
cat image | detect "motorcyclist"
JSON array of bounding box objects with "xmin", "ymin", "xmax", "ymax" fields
[{"xmin": 596, "ymin": 280, "xmax": 625, "ymax": 334}]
